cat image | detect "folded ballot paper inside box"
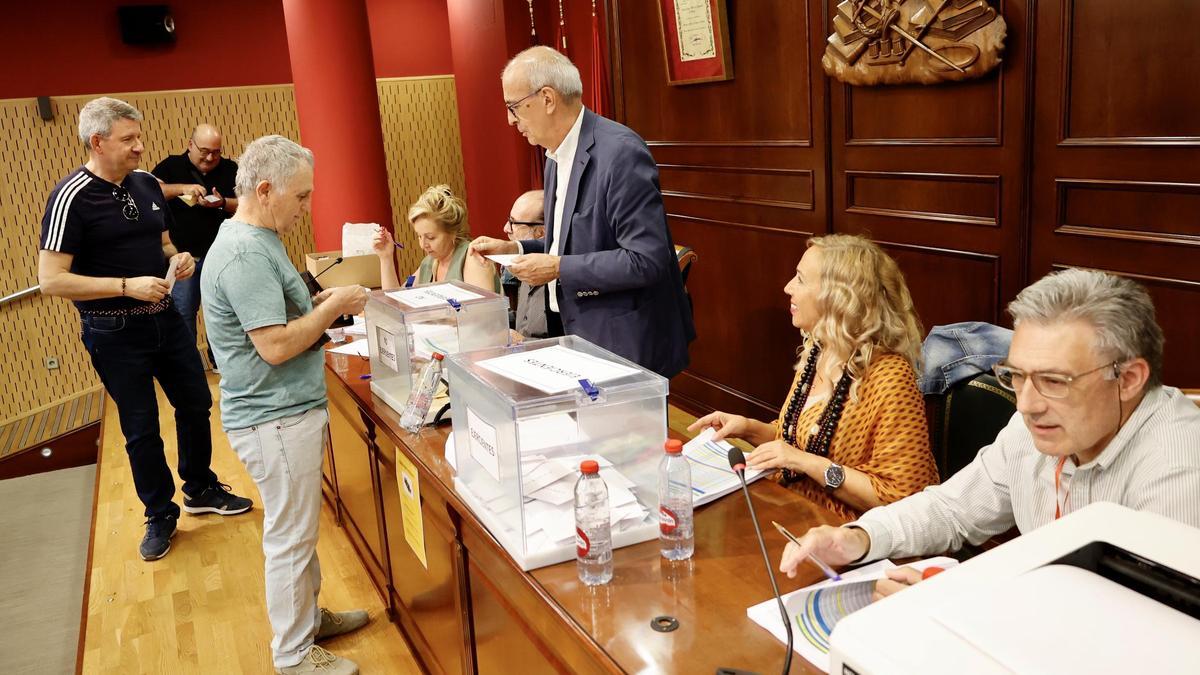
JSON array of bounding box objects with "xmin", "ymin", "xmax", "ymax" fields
[{"xmin": 446, "ymin": 335, "xmax": 670, "ymax": 571}]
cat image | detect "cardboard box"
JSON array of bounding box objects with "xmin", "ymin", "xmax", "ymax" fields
[{"xmin": 305, "ymin": 250, "xmax": 383, "ymax": 290}]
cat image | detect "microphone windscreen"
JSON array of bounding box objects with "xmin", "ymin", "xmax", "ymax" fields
[{"xmin": 727, "ymin": 446, "xmax": 746, "ymax": 471}]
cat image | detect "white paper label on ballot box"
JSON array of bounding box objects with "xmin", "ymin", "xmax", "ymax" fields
[
  {"xmin": 466, "ymin": 407, "xmax": 501, "ymax": 482},
  {"xmin": 376, "ymin": 326, "xmax": 399, "ymax": 372}
]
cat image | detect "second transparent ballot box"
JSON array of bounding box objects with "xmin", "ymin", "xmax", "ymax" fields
[
  {"xmin": 445, "ymin": 335, "xmax": 669, "ymax": 570},
  {"xmin": 365, "ymin": 281, "xmax": 509, "ymax": 414}
]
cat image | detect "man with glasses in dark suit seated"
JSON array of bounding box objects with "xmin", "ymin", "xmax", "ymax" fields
[
  {"xmin": 37, "ymin": 97, "xmax": 252, "ymax": 563},
  {"xmin": 777, "ymin": 268, "xmax": 1200, "ymax": 597},
  {"xmin": 501, "ymin": 189, "xmax": 549, "ymax": 339}
]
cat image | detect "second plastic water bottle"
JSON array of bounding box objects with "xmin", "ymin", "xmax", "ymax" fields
[
  {"xmin": 658, "ymin": 439, "xmax": 695, "ymax": 560},
  {"xmin": 574, "ymin": 460, "xmax": 613, "ymax": 585},
  {"xmin": 399, "ymin": 352, "xmax": 444, "ymax": 433}
]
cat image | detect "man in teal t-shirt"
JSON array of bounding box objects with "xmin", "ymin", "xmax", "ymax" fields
[{"xmin": 201, "ymin": 135, "xmax": 370, "ymax": 675}]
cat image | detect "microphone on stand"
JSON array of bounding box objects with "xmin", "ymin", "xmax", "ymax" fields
[
  {"xmin": 300, "ymin": 257, "xmax": 354, "ymax": 328},
  {"xmin": 714, "ymin": 447, "xmax": 793, "ymax": 675}
]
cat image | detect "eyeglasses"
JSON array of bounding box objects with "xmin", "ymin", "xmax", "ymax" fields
[
  {"xmin": 504, "ymin": 89, "xmax": 543, "ymax": 117},
  {"xmin": 504, "ymin": 216, "xmax": 543, "ymax": 231},
  {"xmin": 112, "ymin": 186, "xmax": 140, "ymax": 221},
  {"xmin": 194, "ymin": 146, "xmax": 222, "ymax": 159},
  {"xmin": 993, "ymin": 360, "xmax": 1119, "ymax": 399}
]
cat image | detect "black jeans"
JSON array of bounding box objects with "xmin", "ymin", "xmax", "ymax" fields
[{"xmin": 81, "ymin": 307, "xmax": 218, "ymax": 519}]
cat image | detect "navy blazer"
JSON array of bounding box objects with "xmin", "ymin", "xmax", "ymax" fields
[{"xmin": 522, "ymin": 109, "xmax": 695, "ymax": 378}]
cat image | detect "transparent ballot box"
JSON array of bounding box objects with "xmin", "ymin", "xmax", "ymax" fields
[
  {"xmin": 365, "ymin": 281, "xmax": 509, "ymax": 413},
  {"xmin": 446, "ymin": 335, "xmax": 668, "ymax": 570}
]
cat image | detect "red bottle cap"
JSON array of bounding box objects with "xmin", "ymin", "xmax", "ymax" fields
[
  {"xmin": 664, "ymin": 439, "xmax": 683, "ymax": 455},
  {"xmin": 580, "ymin": 460, "xmax": 599, "ymax": 474},
  {"xmin": 432, "ymin": 352, "xmax": 445, "ymax": 361},
  {"xmin": 921, "ymin": 566, "xmax": 946, "ymax": 580}
]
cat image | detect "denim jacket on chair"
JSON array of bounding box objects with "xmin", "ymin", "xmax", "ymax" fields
[{"xmin": 918, "ymin": 322, "xmax": 1013, "ymax": 394}]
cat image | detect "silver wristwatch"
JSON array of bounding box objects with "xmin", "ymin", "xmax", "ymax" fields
[{"xmin": 824, "ymin": 462, "xmax": 846, "ymax": 492}]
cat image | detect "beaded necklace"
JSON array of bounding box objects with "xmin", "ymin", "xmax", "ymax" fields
[{"xmin": 780, "ymin": 343, "xmax": 853, "ymax": 483}]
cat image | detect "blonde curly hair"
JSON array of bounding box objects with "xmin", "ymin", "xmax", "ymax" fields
[
  {"xmin": 408, "ymin": 184, "xmax": 469, "ymax": 241},
  {"xmin": 801, "ymin": 234, "xmax": 923, "ymax": 395}
]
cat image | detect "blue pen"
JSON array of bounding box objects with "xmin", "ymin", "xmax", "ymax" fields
[{"xmin": 773, "ymin": 520, "xmax": 842, "ymax": 581}]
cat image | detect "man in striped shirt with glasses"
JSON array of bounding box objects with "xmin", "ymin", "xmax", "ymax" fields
[{"xmin": 778, "ymin": 268, "xmax": 1200, "ymax": 596}]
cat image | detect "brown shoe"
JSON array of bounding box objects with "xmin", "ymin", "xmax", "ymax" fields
[
  {"xmin": 275, "ymin": 645, "xmax": 359, "ymax": 674},
  {"xmin": 315, "ymin": 608, "xmax": 370, "ymax": 641}
]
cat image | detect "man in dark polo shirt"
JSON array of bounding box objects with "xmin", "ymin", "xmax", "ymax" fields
[
  {"xmin": 38, "ymin": 98, "xmax": 252, "ymax": 562},
  {"xmin": 151, "ymin": 123, "xmax": 238, "ymax": 360}
]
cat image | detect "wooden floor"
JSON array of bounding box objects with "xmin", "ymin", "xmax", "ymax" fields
[{"xmin": 81, "ymin": 374, "xmax": 422, "ymax": 674}]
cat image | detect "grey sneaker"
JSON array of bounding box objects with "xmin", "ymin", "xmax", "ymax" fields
[
  {"xmin": 315, "ymin": 608, "xmax": 370, "ymax": 641},
  {"xmin": 276, "ymin": 646, "xmax": 358, "ymax": 674},
  {"xmin": 139, "ymin": 515, "xmax": 177, "ymax": 561}
]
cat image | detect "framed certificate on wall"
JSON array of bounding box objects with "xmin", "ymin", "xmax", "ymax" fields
[{"xmin": 657, "ymin": 0, "xmax": 733, "ymax": 86}]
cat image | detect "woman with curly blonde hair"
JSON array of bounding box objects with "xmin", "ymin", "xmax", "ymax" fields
[
  {"xmin": 689, "ymin": 234, "xmax": 938, "ymax": 519},
  {"xmin": 373, "ymin": 184, "xmax": 500, "ymax": 292}
]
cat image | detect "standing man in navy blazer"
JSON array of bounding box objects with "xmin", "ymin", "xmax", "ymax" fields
[{"xmin": 471, "ymin": 46, "xmax": 695, "ymax": 378}]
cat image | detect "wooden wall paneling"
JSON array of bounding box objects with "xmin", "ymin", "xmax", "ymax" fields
[
  {"xmin": 611, "ymin": 0, "xmax": 829, "ymax": 419},
  {"xmin": 0, "ymin": 78, "xmax": 467, "ymax": 444},
  {"xmin": 829, "ymin": 1, "xmax": 1030, "ymax": 329},
  {"xmin": 1031, "ymin": 0, "xmax": 1200, "ymax": 386}
]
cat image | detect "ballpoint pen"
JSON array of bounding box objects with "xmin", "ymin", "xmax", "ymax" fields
[{"xmin": 772, "ymin": 520, "xmax": 842, "ymax": 581}]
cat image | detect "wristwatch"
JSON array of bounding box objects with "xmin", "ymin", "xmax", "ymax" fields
[{"xmin": 824, "ymin": 462, "xmax": 846, "ymax": 492}]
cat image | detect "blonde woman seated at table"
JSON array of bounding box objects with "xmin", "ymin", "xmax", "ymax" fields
[
  {"xmin": 688, "ymin": 234, "xmax": 939, "ymax": 520},
  {"xmin": 374, "ymin": 184, "xmax": 500, "ymax": 292}
]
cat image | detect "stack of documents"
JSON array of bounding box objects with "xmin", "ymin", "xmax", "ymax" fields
[
  {"xmin": 748, "ymin": 557, "xmax": 957, "ymax": 673},
  {"xmin": 682, "ymin": 427, "xmax": 769, "ymax": 506}
]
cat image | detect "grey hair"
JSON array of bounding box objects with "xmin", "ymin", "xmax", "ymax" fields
[
  {"xmin": 503, "ymin": 46, "xmax": 583, "ymax": 101},
  {"xmin": 234, "ymin": 135, "xmax": 314, "ymax": 198},
  {"xmin": 78, "ymin": 97, "xmax": 143, "ymax": 150},
  {"xmin": 1007, "ymin": 268, "xmax": 1164, "ymax": 387}
]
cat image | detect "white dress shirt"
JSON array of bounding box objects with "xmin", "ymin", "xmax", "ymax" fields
[
  {"xmin": 543, "ymin": 107, "xmax": 586, "ymax": 313},
  {"xmin": 852, "ymin": 385, "xmax": 1200, "ymax": 561}
]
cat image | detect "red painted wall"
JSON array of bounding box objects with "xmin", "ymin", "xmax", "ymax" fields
[
  {"xmin": 368, "ymin": 0, "xmax": 454, "ymax": 77},
  {"xmin": 0, "ymin": 0, "xmax": 454, "ymax": 99},
  {"xmin": 444, "ymin": 0, "xmax": 534, "ymax": 239},
  {"xmin": 0, "ymin": 0, "xmax": 294, "ymax": 99}
]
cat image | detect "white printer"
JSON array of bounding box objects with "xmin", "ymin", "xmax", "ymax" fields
[{"xmin": 830, "ymin": 502, "xmax": 1200, "ymax": 675}]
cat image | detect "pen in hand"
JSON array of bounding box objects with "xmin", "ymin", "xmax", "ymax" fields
[{"xmin": 772, "ymin": 520, "xmax": 842, "ymax": 581}]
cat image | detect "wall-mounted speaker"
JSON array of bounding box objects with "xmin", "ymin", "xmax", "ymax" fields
[
  {"xmin": 117, "ymin": 5, "xmax": 176, "ymax": 45},
  {"xmin": 36, "ymin": 96, "xmax": 53, "ymax": 121}
]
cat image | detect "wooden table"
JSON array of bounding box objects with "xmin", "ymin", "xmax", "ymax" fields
[{"xmin": 322, "ymin": 350, "xmax": 845, "ymax": 674}]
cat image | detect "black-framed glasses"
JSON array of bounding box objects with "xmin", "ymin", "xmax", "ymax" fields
[
  {"xmin": 992, "ymin": 360, "xmax": 1120, "ymax": 400},
  {"xmin": 504, "ymin": 88, "xmax": 543, "ymax": 117},
  {"xmin": 111, "ymin": 186, "xmax": 140, "ymax": 221},
  {"xmin": 504, "ymin": 216, "xmax": 543, "ymax": 231},
  {"xmin": 194, "ymin": 146, "xmax": 222, "ymax": 159}
]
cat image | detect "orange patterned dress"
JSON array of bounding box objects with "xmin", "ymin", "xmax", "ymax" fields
[{"xmin": 772, "ymin": 352, "xmax": 938, "ymax": 521}]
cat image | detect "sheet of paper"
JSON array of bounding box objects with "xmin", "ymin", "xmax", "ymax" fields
[
  {"xmin": 517, "ymin": 413, "xmax": 579, "ymax": 454},
  {"xmin": 376, "ymin": 326, "xmax": 399, "ymax": 372},
  {"xmin": 444, "ymin": 432, "xmax": 458, "ymax": 471},
  {"xmin": 386, "ymin": 283, "xmax": 485, "ymax": 308},
  {"xmin": 342, "ymin": 222, "xmax": 379, "ymax": 257},
  {"xmin": 410, "ymin": 322, "xmax": 459, "ymax": 361},
  {"xmin": 395, "ymin": 451, "xmax": 428, "ymax": 569},
  {"xmin": 485, "ymin": 254, "xmax": 520, "ymax": 267},
  {"xmin": 682, "ymin": 427, "xmax": 768, "ymax": 506},
  {"xmin": 202, "ymin": 194, "xmax": 222, "ymax": 204},
  {"xmin": 178, "ymin": 193, "xmax": 195, "ymax": 206},
  {"xmin": 328, "ymin": 339, "xmax": 370, "ymax": 357},
  {"xmin": 165, "ymin": 256, "xmax": 179, "ymax": 291},
  {"xmin": 466, "ymin": 407, "xmax": 501, "ymax": 482},
  {"xmin": 344, "ymin": 315, "xmax": 367, "ymax": 337},
  {"xmin": 475, "ymin": 345, "xmax": 642, "ymax": 394},
  {"xmin": 747, "ymin": 557, "xmax": 957, "ymax": 673}
]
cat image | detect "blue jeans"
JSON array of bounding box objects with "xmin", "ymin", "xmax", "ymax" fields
[
  {"xmin": 172, "ymin": 256, "xmax": 203, "ymax": 341},
  {"xmin": 81, "ymin": 306, "xmax": 218, "ymax": 519}
]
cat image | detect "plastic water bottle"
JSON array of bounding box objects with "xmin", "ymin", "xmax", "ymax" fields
[
  {"xmin": 399, "ymin": 352, "xmax": 444, "ymax": 433},
  {"xmin": 574, "ymin": 460, "xmax": 613, "ymax": 586},
  {"xmin": 658, "ymin": 439, "xmax": 695, "ymax": 560}
]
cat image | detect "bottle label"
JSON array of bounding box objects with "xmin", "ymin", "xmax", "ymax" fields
[
  {"xmin": 576, "ymin": 528, "xmax": 591, "ymax": 557},
  {"xmin": 659, "ymin": 506, "xmax": 678, "ymax": 534}
]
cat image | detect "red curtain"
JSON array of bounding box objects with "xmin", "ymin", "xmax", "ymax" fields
[{"xmin": 588, "ymin": 0, "xmax": 612, "ymax": 118}]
